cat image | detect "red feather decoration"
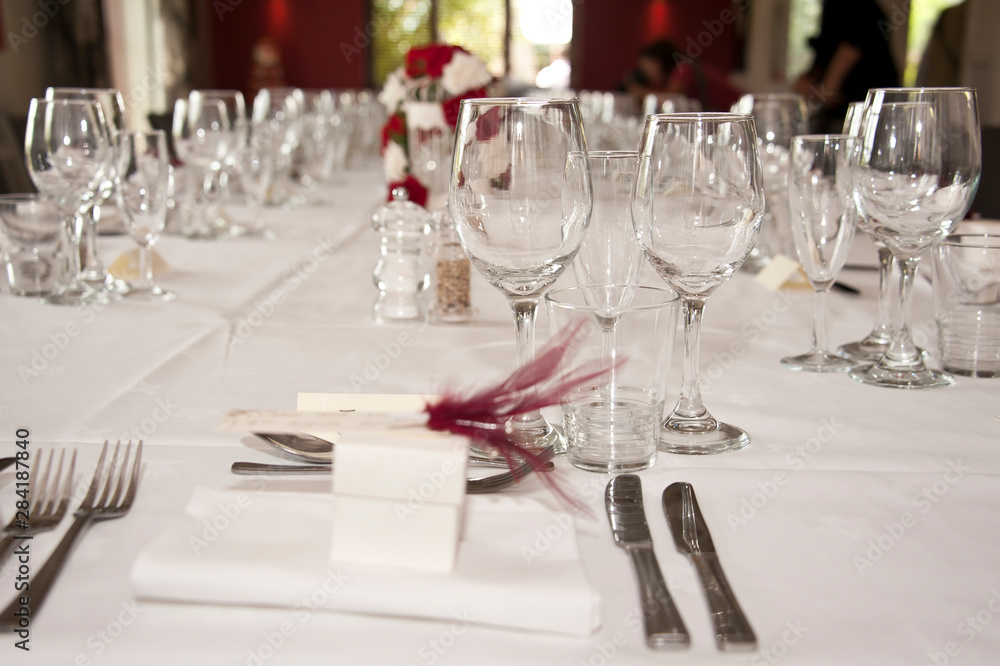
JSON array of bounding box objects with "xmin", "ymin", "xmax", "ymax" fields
[{"xmin": 424, "ymin": 320, "xmax": 619, "ymax": 511}]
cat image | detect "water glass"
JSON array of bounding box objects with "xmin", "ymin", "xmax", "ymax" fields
[
  {"xmin": 546, "ymin": 285, "xmax": 679, "ymax": 473},
  {"xmin": 933, "ymin": 234, "xmax": 1000, "ymax": 377},
  {"xmin": 0, "ymin": 195, "xmax": 65, "ymax": 297}
]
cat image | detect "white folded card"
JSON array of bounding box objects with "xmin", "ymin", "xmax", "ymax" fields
[{"xmin": 130, "ymin": 488, "xmax": 601, "ymax": 636}]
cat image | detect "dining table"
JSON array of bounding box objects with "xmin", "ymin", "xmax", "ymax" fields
[{"xmin": 1, "ymin": 161, "xmax": 999, "ymax": 666}]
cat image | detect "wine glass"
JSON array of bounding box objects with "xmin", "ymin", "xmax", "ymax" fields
[
  {"xmin": 197, "ymin": 90, "xmax": 248, "ymax": 235},
  {"xmin": 837, "ymin": 101, "xmax": 900, "ymax": 362},
  {"xmin": 733, "ymin": 93, "xmax": 808, "ymax": 269},
  {"xmin": 45, "ymin": 87, "xmax": 129, "ymax": 295},
  {"xmin": 849, "ymin": 88, "xmax": 981, "ymax": 389},
  {"xmin": 172, "ymin": 92, "xmax": 233, "ymax": 239},
  {"xmin": 24, "ymin": 97, "xmax": 112, "ymax": 306},
  {"xmin": 237, "ymin": 123, "xmax": 277, "ymax": 239},
  {"xmin": 450, "ymin": 98, "xmax": 593, "ymax": 451},
  {"xmin": 632, "ymin": 113, "xmax": 764, "ymax": 454},
  {"xmin": 781, "ymin": 134, "xmax": 857, "ymax": 371},
  {"xmin": 252, "ymin": 87, "xmax": 305, "ymax": 206},
  {"xmin": 116, "ymin": 130, "xmax": 174, "ymax": 300}
]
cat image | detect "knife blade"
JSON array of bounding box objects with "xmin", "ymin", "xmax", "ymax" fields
[
  {"xmin": 662, "ymin": 482, "xmax": 756, "ymax": 651},
  {"xmin": 606, "ymin": 474, "xmax": 688, "ymax": 649}
]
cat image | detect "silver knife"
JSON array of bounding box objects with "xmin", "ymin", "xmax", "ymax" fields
[
  {"xmin": 606, "ymin": 474, "xmax": 689, "ymax": 649},
  {"xmin": 662, "ymin": 482, "xmax": 756, "ymax": 651}
]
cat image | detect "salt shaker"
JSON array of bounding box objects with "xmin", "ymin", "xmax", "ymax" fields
[
  {"xmin": 371, "ymin": 187, "xmax": 430, "ymax": 322},
  {"xmin": 429, "ymin": 207, "xmax": 473, "ymax": 323}
]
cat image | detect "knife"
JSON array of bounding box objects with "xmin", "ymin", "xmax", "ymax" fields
[
  {"xmin": 606, "ymin": 474, "xmax": 689, "ymax": 649},
  {"xmin": 662, "ymin": 482, "xmax": 756, "ymax": 651}
]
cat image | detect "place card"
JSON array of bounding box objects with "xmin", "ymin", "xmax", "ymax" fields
[
  {"xmin": 330, "ymin": 432, "xmax": 468, "ymax": 572},
  {"xmin": 108, "ymin": 248, "xmax": 170, "ymax": 281},
  {"xmin": 217, "ymin": 409, "xmax": 425, "ymax": 434},
  {"xmin": 753, "ymin": 253, "xmax": 801, "ymax": 291}
]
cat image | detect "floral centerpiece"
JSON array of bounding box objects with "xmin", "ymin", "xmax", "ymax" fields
[{"xmin": 380, "ymin": 44, "xmax": 493, "ymax": 208}]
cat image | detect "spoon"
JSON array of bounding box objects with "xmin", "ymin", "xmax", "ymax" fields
[{"xmin": 252, "ymin": 431, "xmax": 553, "ymax": 470}]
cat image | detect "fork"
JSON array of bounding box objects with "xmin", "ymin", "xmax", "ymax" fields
[
  {"xmin": 0, "ymin": 449, "xmax": 76, "ymax": 567},
  {"xmin": 0, "ymin": 440, "xmax": 142, "ymax": 631}
]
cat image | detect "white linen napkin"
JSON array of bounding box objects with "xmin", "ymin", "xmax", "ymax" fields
[{"xmin": 130, "ymin": 487, "xmax": 601, "ymax": 636}]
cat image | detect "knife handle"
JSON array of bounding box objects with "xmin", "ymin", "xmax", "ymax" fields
[
  {"xmin": 231, "ymin": 462, "xmax": 330, "ymax": 474},
  {"xmin": 691, "ymin": 553, "xmax": 757, "ymax": 651},
  {"xmin": 627, "ymin": 546, "xmax": 689, "ymax": 649}
]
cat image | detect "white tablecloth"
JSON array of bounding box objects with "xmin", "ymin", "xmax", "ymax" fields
[{"xmin": 2, "ymin": 167, "xmax": 999, "ymax": 665}]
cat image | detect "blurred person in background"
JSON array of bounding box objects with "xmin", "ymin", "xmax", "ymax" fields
[
  {"xmin": 794, "ymin": 0, "xmax": 899, "ymax": 131},
  {"xmin": 623, "ymin": 39, "xmax": 743, "ymax": 112}
]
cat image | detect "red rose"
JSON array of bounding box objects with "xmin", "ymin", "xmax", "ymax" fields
[
  {"xmin": 380, "ymin": 112, "xmax": 407, "ymax": 154},
  {"xmin": 386, "ymin": 175, "xmax": 429, "ymax": 208},
  {"xmin": 442, "ymin": 87, "xmax": 488, "ymax": 129},
  {"xmin": 405, "ymin": 44, "xmax": 468, "ymax": 79}
]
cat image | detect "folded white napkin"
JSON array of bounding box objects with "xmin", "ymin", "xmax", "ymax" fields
[{"xmin": 130, "ymin": 488, "xmax": 601, "ymax": 636}]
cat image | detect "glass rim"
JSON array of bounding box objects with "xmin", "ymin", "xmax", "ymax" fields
[
  {"xmin": 30, "ymin": 97, "xmax": 103, "ymax": 107},
  {"xmin": 46, "ymin": 86, "xmax": 120, "ymax": 95},
  {"xmin": 941, "ymin": 233, "xmax": 1000, "ymax": 248},
  {"xmin": 544, "ymin": 284, "xmax": 681, "ymax": 311},
  {"xmin": 792, "ymin": 133, "xmax": 853, "ymax": 142},
  {"xmin": 647, "ymin": 112, "xmax": 754, "ymax": 122},
  {"xmin": 867, "ymin": 86, "xmax": 976, "ymax": 94},
  {"xmin": 458, "ymin": 97, "xmax": 579, "ymax": 107},
  {"xmin": 573, "ymin": 149, "xmax": 639, "ymax": 159}
]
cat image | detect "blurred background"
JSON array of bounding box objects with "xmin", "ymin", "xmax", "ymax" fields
[{"xmin": 1, "ymin": 0, "xmax": 998, "ymax": 202}]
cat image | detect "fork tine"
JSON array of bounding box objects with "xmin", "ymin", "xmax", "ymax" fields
[
  {"xmin": 95, "ymin": 441, "xmax": 122, "ymax": 509},
  {"xmin": 79, "ymin": 441, "xmax": 111, "ymax": 511},
  {"xmin": 106, "ymin": 442, "xmax": 132, "ymax": 508},
  {"xmin": 31, "ymin": 449, "xmax": 52, "ymax": 514},
  {"xmin": 118, "ymin": 441, "xmax": 142, "ymax": 511},
  {"xmin": 39, "ymin": 450, "xmax": 66, "ymax": 516},
  {"xmin": 53, "ymin": 450, "xmax": 76, "ymax": 519}
]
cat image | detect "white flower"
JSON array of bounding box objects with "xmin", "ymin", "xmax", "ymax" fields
[
  {"xmin": 380, "ymin": 67, "xmax": 407, "ymax": 113},
  {"xmin": 441, "ymin": 51, "xmax": 492, "ymax": 96},
  {"xmin": 404, "ymin": 101, "xmax": 448, "ymax": 131},
  {"xmin": 383, "ymin": 141, "xmax": 408, "ymax": 181}
]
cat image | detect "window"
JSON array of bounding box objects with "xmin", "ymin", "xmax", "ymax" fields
[{"xmin": 370, "ymin": 0, "xmax": 573, "ymax": 89}]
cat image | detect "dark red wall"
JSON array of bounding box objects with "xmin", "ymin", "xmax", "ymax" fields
[
  {"xmin": 209, "ymin": 0, "xmax": 368, "ymax": 96},
  {"xmin": 207, "ymin": 0, "xmax": 742, "ymax": 95}
]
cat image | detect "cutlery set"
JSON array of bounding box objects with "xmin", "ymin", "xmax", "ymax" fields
[{"xmin": 606, "ymin": 475, "xmax": 756, "ymax": 652}]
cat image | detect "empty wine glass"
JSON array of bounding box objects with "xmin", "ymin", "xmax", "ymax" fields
[
  {"xmin": 196, "ymin": 90, "xmax": 248, "ymax": 235},
  {"xmin": 632, "ymin": 113, "xmax": 764, "ymax": 454},
  {"xmin": 450, "ymin": 98, "xmax": 593, "ymax": 451},
  {"xmin": 571, "ymin": 150, "xmax": 644, "ymax": 287},
  {"xmin": 781, "ymin": 134, "xmax": 857, "ymax": 371},
  {"xmin": 25, "ymin": 97, "xmax": 111, "ymax": 306},
  {"xmin": 252, "ymin": 87, "xmax": 304, "ymax": 206},
  {"xmin": 837, "ymin": 100, "xmax": 899, "ymax": 362},
  {"xmin": 45, "ymin": 87, "xmax": 128, "ymax": 295},
  {"xmin": 116, "ymin": 130, "xmax": 174, "ymax": 300},
  {"xmin": 849, "ymin": 88, "xmax": 981, "ymax": 389},
  {"xmin": 172, "ymin": 92, "xmax": 233, "ymax": 239},
  {"xmin": 734, "ymin": 93, "xmax": 808, "ymax": 269}
]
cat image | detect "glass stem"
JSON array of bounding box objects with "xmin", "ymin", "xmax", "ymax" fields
[
  {"xmin": 675, "ymin": 298, "xmax": 708, "ymax": 420},
  {"xmin": 812, "ymin": 288, "xmax": 830, "ymax": 354},
  {"xmin": 83, "ymin": 205, "xmax": 104, "ymax": 275},
  {"xmin": 63, "ymin": 208, "xmax": 84, "ymax": 281},
  {"xmin": 510, "ymin": 297, "xmax": 542, "ymax": 426},
  {"xmin": 872, "ymin": 245, "xmax": 896, "ymax": 340},
  {"xmin": 883, "ymin": 255, "xmax": 922, "ymax": 365},
  {"xmin": 138, "ymin": 245, "xmax": 153, "ymax": 290}
]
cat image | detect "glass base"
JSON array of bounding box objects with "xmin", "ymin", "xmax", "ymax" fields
[
  {"xmin": 838, "ymin": 338, "xmax": 891, "ymax": 363},
  {"xmin": 659, "ymin": 413, "xmax": 750, "ymax": 455},
  {"xmin": 231, "ymin": 224, "xmax": 276, "ymax": 240},
  {"xmin": 183, "ymin": 223, "xmax": 232, "ymax": 241},
  {"xmin": 781, "ymin": 350, "xmax": 853, "ymax": 372},
  {"xmin": 43, "ymin": 281, "xmax": 108, "ymax": 306},
  {"xmin": 124, "ymin": 284, "xmax": 176, "ymax": 301},
  {"xmin": 849, "ymin": 362, "xmax": 955, "ymax": 389}
]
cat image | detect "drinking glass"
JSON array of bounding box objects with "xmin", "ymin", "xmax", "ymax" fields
[
  {"xmin": 781, "ymin": 135, "xmax": 857, "ymax": 371},
  {"xmin": 238, "ymin": 123, "xmax": 277, "ymax": 239},
  {"xmin": 849, "ymin": 88, "xmax": 981, "ymax": 389},
  {"xmin": 197, "ymin": 90, "xmax": 248, "ymax": 235},
  {"xmin": 25, "ymin": 97, "xmax": 111, "ymax": 306},
  {"xmin": 172, "ymin": 92, "xmax": 233, "ymax": 239},
  {"xmin": 45, "ymin": 87, "xmax": 128, "ymax": 294},
  {"xmin": 116, "ymin": 130, "xmax": 174, "ymax": 300},
  {"xmin": 837, "ymin": 101, "xmax": 900, "ymax": 361},
  {"xmin": 0, "ymin": 194, "xmax": 64, "ymax": 297},
  {"xmin": 252, "ymin": 87, "xmax": 304, "ymax": 206},
  {"xmin": 733, "ymin": 93, "xmax": 808, "ymax": 268},
  {"xmin": 632, "ymin": 113, "xmax": 764, "ymax": 454},
  {"xmin": 450, "ymin": 98, "xmax": 593, "ymax": 450}
]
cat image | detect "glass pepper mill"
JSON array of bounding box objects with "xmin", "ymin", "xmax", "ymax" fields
[
  {"xmin": 429, "ymin": 206, "xmax": 473, "ymax": 323},
  {"xmin": 370, "ymin": 187, "xmax": 430, "ymax": 322}
]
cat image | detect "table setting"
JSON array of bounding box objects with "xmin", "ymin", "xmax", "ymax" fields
[{"xmin": 1, "ymin": 65, "xmax": 999, "ymax": 666}]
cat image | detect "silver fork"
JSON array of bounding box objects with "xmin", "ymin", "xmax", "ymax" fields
[
  {"xmin": 0, "ymin": 441, "xmax": 142, "ymax": 631},
  {"xmin": 0, "ymin": 449, "xmax": 76, "ymax": 567}
]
